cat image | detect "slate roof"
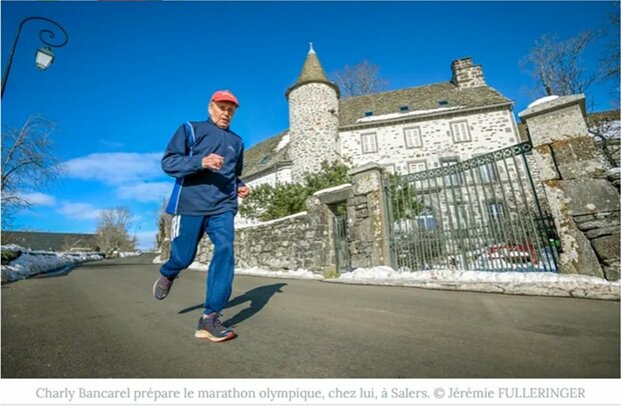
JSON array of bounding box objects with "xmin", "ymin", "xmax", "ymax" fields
[
  {"xmin": 241, "ymin": 129, "xmax": 290, "ymax": 180},
  {"xmin": 1, "ymin": 231, "xmax": 98, "ymax": 251},
  {"xmin": 338, "ymin": 82, "xmax": 512, "ymax": 127},
  {"xmin": 285, "ymin": 45, "xmax": 340, "ymax": 99}
]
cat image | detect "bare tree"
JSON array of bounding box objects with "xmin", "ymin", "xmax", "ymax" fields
[
  {"xmin": 155, "ymin": 198, "xmax": 171, "ymax": 248},
  {"xmin": 600, "ymin": 3, "xmax": 620, "ymax": 105},
  {"xmin": 95, "ymin": 207, "xmax": 136, "ymax": 256},
  {"xmin": 332, "ymin": 60, "xmax": 388, "ymax": 98},
  {"xmin": 588, "ymin": 110, "xmax": 620, "ymax": 167},
  {"xmin": 520, "ymin": 31, "xmax": 601, "ymax": 97},
  {"xmin": 1, "ymin": 115, "xmax": 64, "ymax": 229}
]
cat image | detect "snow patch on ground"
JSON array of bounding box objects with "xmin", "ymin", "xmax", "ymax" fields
[
  {"xmin": 1, "ymin": 245, "xmax": 105, "ymax": 283},
  {"xmin": 327, "ymin": 266, "xmax": 620, "ymax": 300},
  {"xmin": 118, "ymin": 251, "xmax": 142, "ymax": 258},
  {"xmin": 8, "ymin": 245, "xmax": 619, "ymax": 300},
  {"xmin": 185, "ymin": 261, "xmax": 323, "ymax": 280}
]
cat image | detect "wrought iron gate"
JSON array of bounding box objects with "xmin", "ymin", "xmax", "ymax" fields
[
  {"xmin": 333, "ymin": 212, "xmax": 351, "ymax": 274},
  {"xmin": 383, "ymin": 142, "xmax": 560, "ymax": 272}
]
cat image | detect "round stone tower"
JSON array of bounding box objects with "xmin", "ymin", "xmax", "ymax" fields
[{"xmin": 285, "ymin": 43, "xmax": 341, "ymax": 183}]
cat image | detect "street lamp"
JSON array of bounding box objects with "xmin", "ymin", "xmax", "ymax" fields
[
  {"xmin": 35, "ymin": 47, "xmax": 55, "ymax": 70},
  {"xmin": 1, "ymin": 16, "xmax": 69, "ymax": 99}
]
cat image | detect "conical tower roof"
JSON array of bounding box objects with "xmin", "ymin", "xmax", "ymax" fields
[{"xmin": 285, "ymin": 43, "xmax": 340, "ymax": 99}]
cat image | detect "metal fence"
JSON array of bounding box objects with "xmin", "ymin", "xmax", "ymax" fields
[{"xmin": 383, "ymin": 142, "xmax": 560, "ymax": 273}]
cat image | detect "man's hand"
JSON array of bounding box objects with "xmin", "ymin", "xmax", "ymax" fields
[
  {"xmin": 202, "ymin": 153, "xmax": 224, "ymax": 171},
  {"xmin": 237, "ymin": 185, "xmax": 250, "ymax": 199}
]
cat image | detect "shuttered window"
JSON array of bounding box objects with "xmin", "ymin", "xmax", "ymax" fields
[
  {"xmin": 361, "ymin": 133, "xmax": 378, "ymax": 154},
  {"xmin": 404, "ymin": 127, "xmax": 422, "ymax": 148},
  {"xmin": 450, "ymin": 121, "xmax": 471, "ymax": 142}
]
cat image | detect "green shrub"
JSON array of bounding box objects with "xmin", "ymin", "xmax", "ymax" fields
[{"xmin": 240, "ymin": 160, "xmax": 351, "ymax": 222}]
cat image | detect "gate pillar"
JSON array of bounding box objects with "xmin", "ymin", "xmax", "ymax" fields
[
  {"xmin": 348, "ymin": 163, "xmax": 392, "ymax": 269},
  {"xmin": 519, "ymin": 95, "xmax": 619, "ymax": 279},
  {"xmin": 308, "ymin": 183, "xmax": 352, "ymax": 276}
]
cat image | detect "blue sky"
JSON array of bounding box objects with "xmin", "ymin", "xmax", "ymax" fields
[{"xmin": 1, "ymin": 1, "xmax": 618, "ymax": 249}]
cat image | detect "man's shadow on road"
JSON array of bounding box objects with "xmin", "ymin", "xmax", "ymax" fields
[{"xmin": 178, "ymin": 283, "xmax": 287, "ymax": 327}]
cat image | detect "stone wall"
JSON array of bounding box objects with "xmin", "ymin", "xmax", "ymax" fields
[
  {"xmin": 161, "ymin": 164, "xmax": 390, "ymax": 276},
  {"xmin": 519, "ymin": 95, "xmax": 620, "ymax": 281},
  {"xmin": 194, "ymin": 211, "xmax": 332, "ymax": 273}
]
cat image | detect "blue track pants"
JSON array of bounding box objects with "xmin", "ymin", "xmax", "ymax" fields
[{"xmin": 160, "ymin": 211, "xmax": 235, "ymax": 315}]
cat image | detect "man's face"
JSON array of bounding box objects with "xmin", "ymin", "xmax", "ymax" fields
[{"xmin": 208, "ymin": 101, "xmax": 237, "ymax": 129}]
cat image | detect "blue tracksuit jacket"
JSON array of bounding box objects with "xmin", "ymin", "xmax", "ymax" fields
[{"xmin": 162, "ymin": 119, "xmax": 245, "ymax": 216}]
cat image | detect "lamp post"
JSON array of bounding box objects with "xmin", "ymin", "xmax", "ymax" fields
[{"xmin": 1, "ymin": 16, "xmax": 69, "ymax": 99}]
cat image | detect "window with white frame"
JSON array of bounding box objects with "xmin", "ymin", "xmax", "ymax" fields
[
  {"xmin": 474, "ymin": 155, "xmax": 497, "ymax": 183},
  {"xmin": 360, "ymin": 132, "xmax": 378, "ymax": 154},
  {"xmin": 407, "ymin": 160, "xmax": 428, "ymax": 189},
  {"xmin": 404, "ymin": 127, "xmax": 422, "ymax": 148},
  {"xmin": 441, "ymin": 159, "xmax": 463, "ymax": 186},
  {"xmin": 450, "ymin": 121, "xmax": 471, "ymax": 143},
  {"xmin": 407, "ymin": 160, "xmax": 427, "ymax": 174},
  {"xmin": 479, "ymin": 162, "xmax": 497, "ymax": 183},
  {"xmin": 487, "ymin": 202, "xmax": 504, "ymax": 220}
]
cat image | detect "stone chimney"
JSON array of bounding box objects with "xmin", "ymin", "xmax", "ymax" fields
[{"xmin": 451, "ymin": 57, "xmax": 486, "ymax": 88}]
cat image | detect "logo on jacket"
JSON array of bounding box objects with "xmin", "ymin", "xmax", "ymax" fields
[{"xmin": 227, "ymin": 145, "xmax": 235, "ymax": 152}]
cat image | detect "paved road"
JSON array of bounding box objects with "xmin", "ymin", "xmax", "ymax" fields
[{"xmin": 2, "ymin": 254, "xmax": 619, "ymax": 378}]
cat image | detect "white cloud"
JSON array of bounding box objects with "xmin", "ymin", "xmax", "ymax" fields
[
  {"xmin": 17, "ymin": 192, "xmax": 56, "ymax": 206},
  {"xmin": 117, "ymin": 182, "xmax": 172, "ymax": 203},
  {"xmin": 63, "ymin": 152, "xmax": 162, "ymax": 186},
  {"xmin": 57, "ymin": 202, "xmax": 102, "ymax": 220}
]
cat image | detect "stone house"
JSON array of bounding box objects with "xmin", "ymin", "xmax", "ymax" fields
[
  {"xmin": 242, "ymin": 45, "xmax": 523, "ymax": 189},
  {"xmin": 161, "ymin": 46, "xmax": 619, "ymax": 281}
]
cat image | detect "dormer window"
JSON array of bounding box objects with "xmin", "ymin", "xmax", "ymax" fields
[
  {"xmin": 438, "ymin": 100, "xmax": 449, "ymax": 106},
  {"xmin": 400, "ymin": 105, "xmax": 409, "ymax": 112},
  {"xmin": 364, "ymin": 111, "xmax": 373, "ymax": 117}
]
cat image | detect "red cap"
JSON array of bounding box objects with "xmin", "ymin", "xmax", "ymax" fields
[{"xmin": 210, "ymin": 90, "xmax": 239, "ymax": 107}]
